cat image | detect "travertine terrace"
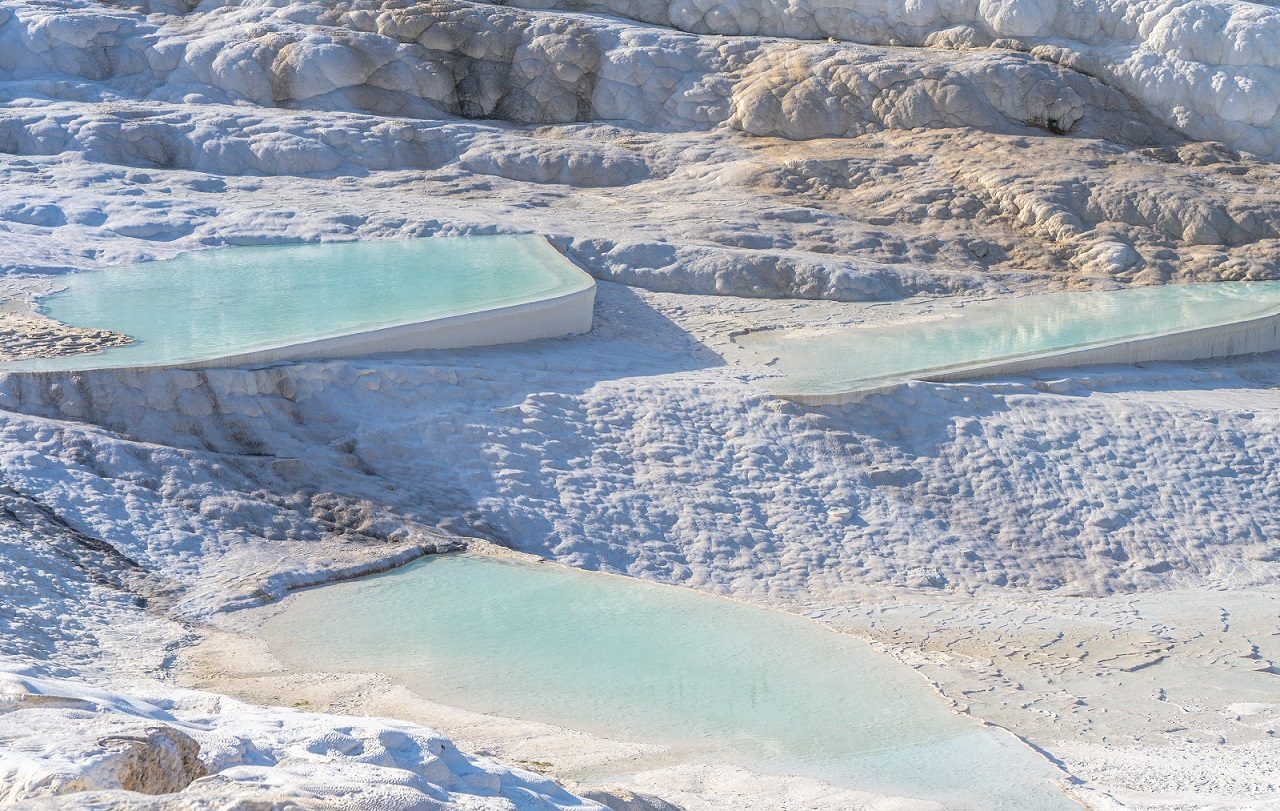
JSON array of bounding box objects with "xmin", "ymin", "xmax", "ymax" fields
[{"xmin": 1, "ymin": 0, "xmax": 1278, "ymax": 809}]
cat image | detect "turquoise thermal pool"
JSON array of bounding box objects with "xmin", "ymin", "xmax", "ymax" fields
[
  {"xmin": 735, "ymin": 281, "xmax": 1280, "ymax": 397},
  {"xmin": 261, "ymin": 554, "xmax": 1074, "ymax": 809},
  {"xmin": 6, "ymin": 235, "xmax": 593, "ymax": 372}
]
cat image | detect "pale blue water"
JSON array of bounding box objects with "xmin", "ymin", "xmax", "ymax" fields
[
  {"xmin": 4, "ymin": 235, "xmax": 592, "ymax": 372},
  {"xmin": 262, "ymin": 555, "xmax": 1075, "ymax": 809},
  {"xmin": 736, "ymin": 282, "xmax": 1280, "ymax": 396}
]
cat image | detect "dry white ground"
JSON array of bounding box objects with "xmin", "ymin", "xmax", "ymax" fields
[{"xmin": 1, "ymin": 0, "xmax": 1279, "ymax": 809}]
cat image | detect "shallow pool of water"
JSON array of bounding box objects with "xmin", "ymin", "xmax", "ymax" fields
[
  {"xmin": 6, "ymin": 235, "xmax": 592, "ymax": 371},
  {"xmin": 735, "ymin": 282, "xmax": 1280, "ymax": 397},
  {"xmin": 261, "ymin": 555, "xmax": 1074, "ymax": 809}
]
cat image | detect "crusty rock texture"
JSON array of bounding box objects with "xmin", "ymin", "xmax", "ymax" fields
[
  {"xmin": 2, "ymin": 1, "xmax": 1280, "ymax": 810},
  {"xmin": 0, "ymin": 0, "xmax": 1278, "ymax": 293},
  {"xmin": 0, "ymin": 671, "xmax": 606, "ymax": 809},
  {"xmin": 85, "ymin": 726, "xmax": 206, "ymax": 796},
  {"xmin": 0, "ymin": 311, "xmax": 131, "ymax": 360}
]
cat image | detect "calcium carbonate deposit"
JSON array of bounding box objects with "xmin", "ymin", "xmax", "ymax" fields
[{"xmin": 1, "ymin": 0, "xmax": 1278, "ymax": 809}]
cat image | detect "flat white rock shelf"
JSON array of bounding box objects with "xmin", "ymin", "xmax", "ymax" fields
[{"xmin": 4, "ymin": 234, "xmax": 596, "ymax": 372}]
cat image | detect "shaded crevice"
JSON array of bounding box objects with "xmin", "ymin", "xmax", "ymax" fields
[{"xmin": 0, "ymin": 481, "xmax": 174, "ymax": 607}]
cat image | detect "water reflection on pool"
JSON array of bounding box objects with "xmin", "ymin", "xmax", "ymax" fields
[{"xmin": 735, "ymin": 282, "xmax": 1280, "ymax": 397}]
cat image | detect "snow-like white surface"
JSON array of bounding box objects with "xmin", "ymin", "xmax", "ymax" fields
[
  {"xmin": 7, "ymin": 0, "xmax": 1280, "ymax": 154},
  {"xmin": 506, "ymin": 0, "xmax": 1280, "ymax": 157},
  {"xmin": 2, "ymin": 0, "xmax": 1279, "ymax": 808},
  {"xmin": 5, "ymin": 287, "xmax": 1279, "ymax": 603},
  {"xmin": 1, "ymin": 0, "xmax": 1280, "ymax": 292},
  {"xmin": 0, "ymin": 669, "xmax": 606, "ymax": 809},
  {"xmin": 1, "ymin": 284, "xmax": 1278, "ymax": 808}
]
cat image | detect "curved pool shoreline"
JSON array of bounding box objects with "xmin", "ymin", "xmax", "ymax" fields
[{"xmin": 258, "ymin": 552, "xmax": 1078, "ymax": 811}]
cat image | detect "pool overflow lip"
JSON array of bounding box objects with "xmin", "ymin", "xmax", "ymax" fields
[
  {"xmin": 134, "ymin": 283, "xmax": 596, "ymax": 373},
  {"xmin": 751, "ymin": 286, "xmax": 1280, "ymax": 406},
  {"xmin": 9, "ymin": 247, "xmax": 1278, "ymax": 402},
  {"xmin": 0, "ymin": 234, "xmax": 597, "ymax": 374}
]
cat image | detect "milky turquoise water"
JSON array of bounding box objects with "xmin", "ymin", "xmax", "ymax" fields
[
  {"xmin": 5, "ymin": 235, "xmax": 592, "ymax": 372},
  {"xmin": 261, "ymin": 554, "xmax": 1075, "ymax": 810},
  {"xmin": 736, "ymin": 282, "xmax": 1280, "ymax": 396}
]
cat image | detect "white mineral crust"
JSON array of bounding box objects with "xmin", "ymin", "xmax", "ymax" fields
[{"xmin": 1, "ymin": 0, "xmax": 1279, "ymax": 808}]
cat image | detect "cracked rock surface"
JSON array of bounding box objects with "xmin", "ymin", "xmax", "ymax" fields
[{"xmin": 1, "ymin": 0, "xmax": 1279, "ymax": 809}]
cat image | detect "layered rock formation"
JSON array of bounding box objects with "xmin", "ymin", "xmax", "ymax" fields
[
  {"xmin": 2, "ymin": 2, "xmax": 1280, "ymax": 809},
  {"xmin": 1, "ymin": 0, "xmax": 1279, "ymax": 291}
]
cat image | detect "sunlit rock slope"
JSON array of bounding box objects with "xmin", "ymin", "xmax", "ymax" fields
[
  {"xmin": 1, "ymin": 0, "xmax": 1280, "ymax": 291},
  {"xmin": 3, "ymin": 1, "xmax": 1280, "ymax": 809}
]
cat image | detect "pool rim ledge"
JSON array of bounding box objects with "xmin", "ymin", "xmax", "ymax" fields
[
  {"xmin": 0, "ymin": 235, "xmax": 598, "ymax": 374},
  {"xmin": 773, "ymin": 303, "xmax": 1280, "ymax": 406}
]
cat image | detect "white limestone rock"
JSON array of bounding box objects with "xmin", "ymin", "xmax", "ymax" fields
[
  {"xmin": 0, "ymin": 0, "xmax": 1181, "ymax": 145},
  {"xmin": 502, "ymin": 0, "xmax": 1280, "ymax": 158},
  {"xmin": 0, "ymin": 671, "xmax": 604, "ymax": 809},
  {"xmin": 726, "ymin": 46, "xmax": 1087, "ymax": 139},
  {"xmin": 459, "ymin": 136, "xmax": 650, "ymax": 186}
]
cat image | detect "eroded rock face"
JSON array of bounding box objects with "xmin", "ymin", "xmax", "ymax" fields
[
  {"xmin": 0, "ymin": 0, "xmax": 1186, "ymax": 141},
  {"xmin": 98, "ymin": 726, "xmax": 207, "ymax": 796},
  {"xmin": 3, "ymin": 0, "xmax": 1279, "ymax": 158},
  {"xmin": 1, "ymin": 0, "xmax": 1277, "ymax": 294},
  {"xmin": 0, "ymin": 716, "xmax": 204, "ymax": 800},
  {"xmin": 726, "ymin": 46, "xmax": 1088, "ymax": 139},
  {"xmin": 0, "ymin": 672, "xmax": 604, "ymax": 809},
  {"xmin": 501, "ymin": 0, "xmax": 1280, "ymax": 159},
  {"xmin": 579, "ymin": 786, "xmax": 683, "ymax": 811},
  {"xmin": 0, "ymin": 310, "xmax": 131, "ymax": 362}
]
